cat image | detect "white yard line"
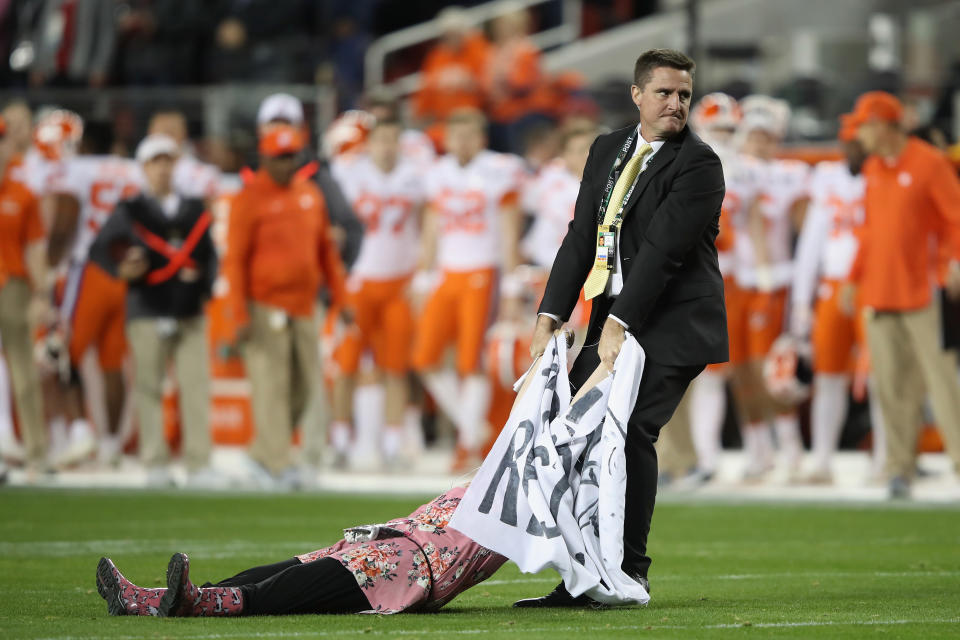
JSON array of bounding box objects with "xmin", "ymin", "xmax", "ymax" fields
[
  {"xmin": 484, "ymin": 569, "xmax": 960, "ymax": 586},
  {"xmin": 34, "ymin": 617, "xmax": 960, "ymax": 640}
]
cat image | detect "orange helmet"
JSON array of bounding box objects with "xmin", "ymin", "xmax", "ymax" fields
[
  {"xmin": 323, "ymin": 110, "xmax": 374, "ymax": 159},
  {"xmin": 33, "ymin": 110, "xmax": 83, "ymax": 161},
  {"xmin": 691, "ymin": 93, "xmax": 741, "ymax": 132}
]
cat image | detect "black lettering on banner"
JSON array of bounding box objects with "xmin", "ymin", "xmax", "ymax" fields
[
  {"xmin": 523, "ymin": 440, "xmax": 572, "ymax": 539},
  {"xmin": 567, "ymin": 387, "xmax": 603, "ymax": 424},
  {"xmin": 479, "ymin": 419, "xmax": 536, "ymax": 526},
  {"xmin": 542, "ymin": 360, "xmax": 561, "ymax": 424},
  {"xmin": 575, "ymin": 423, "xmax": 605, "ymax": 538}
]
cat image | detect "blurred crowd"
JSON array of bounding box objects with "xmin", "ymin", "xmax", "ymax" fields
[
  {"xmin": 0, "ymin": 1, "xmax": 649, "ymax": 111},
  {"xmin": 1, "ymin": 8, "xmax": 959, "ymax": 499}
]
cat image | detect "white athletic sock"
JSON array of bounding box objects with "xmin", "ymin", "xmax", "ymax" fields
[
  {"xmin": 774, "ymin": 413, "xmax": 802, "ymax": 471},
  {"xmin": 49, "ymin": 416, "xmax": 68, "ymax": 458},
  {"xmin": 382, "ymin": 425, "xmax": 403, "ymax": 461},
  {"xmin": 690, "ymin": 370, "xmax": 727, "ymax": 474},
  {"xmin": 867, "ymin": 378, "xmax": 887, "ymax": 477},
  {"xmin": 809, "ymin": 374, "xmax": 849, "ymax": 474},
  {"xmin": 743, "ymin": 422, "xmax": 772, "ymax": 473},
  {"xmin": 0, "ymin": 354, "xmax": 13, "ymax": 445},
  {"xmin": 403, "ymin": 406, "xmax": 424, "ymax": 457},
  {"xmin": 459, "ymin": 375, "xmax": 491, "ymax": 451},
  {"xmin": 352, "ymin": 384, "xmax": 385, "ymax": 468},
  {"xmin": 422, "ymin": 370, "xmax": 465, "ymax": 432},
  {"xmin": 69, "ymin": 418, "xmax": 94, "ymax": 444},
  {"xmin": 329, "ymin": 420, "xmax": 352, "ymax": 455},
  {"xmin": 98, "ymin": 432, "xmax": 123, "ymax": 467}
]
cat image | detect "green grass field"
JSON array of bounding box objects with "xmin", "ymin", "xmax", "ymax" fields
[{"xmin": 1, "ymin": 488, "xmax": 958, "ymax": 639}]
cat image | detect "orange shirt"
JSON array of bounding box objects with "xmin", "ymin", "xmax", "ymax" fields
[
  {"xmin": 850, "ymin": 138, "xmax": 960, "ymax": 310},
  {"xmin": 413, "ymin": 32, "xmax": 490, "ymax": 121},
  {"xmin": 223, "ymin": 169, "xmax": 347, "ymax": 331},
  {"xmin": 0, "ymin": 158, "xmax": 44, "ymax": 288},
  {"xmin": 484, "ymin": 38, "xmax": 548, "ymax": 123}
]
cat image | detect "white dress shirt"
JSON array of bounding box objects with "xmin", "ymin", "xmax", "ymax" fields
[
  {"xmin": 159, "ymin": 193, "xmax": 181, "ymax": 219},
  {"xmin": 609, "ymin": 126, "xmax": 664, "ymax": 298},
  {"xmin": 541, "ymin": 125, "xmax": 664, "ymax": 330}
]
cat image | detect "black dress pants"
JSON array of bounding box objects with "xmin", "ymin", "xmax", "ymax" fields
[
  {"xmin": 569, "ymin": 310, "xmax": 703, "ymax": 580},
  {"xmin": 208, "ymin": 557, "xmax": 371, "ymax": 615}
]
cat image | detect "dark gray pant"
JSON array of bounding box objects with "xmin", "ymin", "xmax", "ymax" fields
[{"xmin": 569, "ymin": 314, "xmax": 703, "ymax": 579}]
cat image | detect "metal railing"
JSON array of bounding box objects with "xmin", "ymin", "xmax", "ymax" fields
[
  {"xmin": 364, "ymin": 0, "xmax": 582, "ymax": 96},
  {"xmin": 1, "ymin": 84, "xmax": 337, "ymax": 146}
]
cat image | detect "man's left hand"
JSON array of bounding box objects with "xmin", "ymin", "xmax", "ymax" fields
[
  {"xmin": 947, "ymin": 261, "xmax": 960, "ymax": 301},
  {"xmin": 598, "ymin": 318, "xmax": 626, "ymax": 372}
]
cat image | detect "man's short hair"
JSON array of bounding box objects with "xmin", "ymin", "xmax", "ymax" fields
[
  {"xmin": 447, "ymin": 107, "xmax": 487, "ymax": 130},
  {"xmin": 371, "ymin": 116, "xmax": 402, "ymax": 131},
  {"xmin": 633, "ymin": 49, "xmax": 696, "ymax": 89},
  {"xmin": 561, "ymin": 124, "xmax": 598, "ymax": 150}
]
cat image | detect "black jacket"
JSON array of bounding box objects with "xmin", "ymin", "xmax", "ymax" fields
[
  {"xmin": 539, "ymin": 124, "xmax": 728, "ymax": 366},
  {"xmin": 89, "ymin": 194, "xmax": 217, "ymax": 320}
]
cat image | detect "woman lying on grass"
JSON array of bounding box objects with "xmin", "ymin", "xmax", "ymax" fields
[{"xmin": 96, "ymin": 486, "xmax": 506, "ymax": 617}]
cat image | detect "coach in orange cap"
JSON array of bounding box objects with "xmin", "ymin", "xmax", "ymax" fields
[
  {"xmin": 842, "ymin": 91, "xmax": 960, "ymax": 498},
  {"xmin": 0, "ymin": 115, "xmax": 50, "ymax": 476},
  {"xmin": 224, "ymin": 124, "xmax": 349, "ymax": 488}
]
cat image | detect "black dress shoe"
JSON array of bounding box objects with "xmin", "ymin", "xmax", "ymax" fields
[
  {"xmin": 625, "ymin": 571, "xmax": 651, "ymax": 594},
  {"xmin": 513, "ymin": 582, "xmax": 603, "ymax": 608}
]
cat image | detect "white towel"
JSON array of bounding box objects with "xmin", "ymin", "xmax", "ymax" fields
[{"xmin": 450, "ymin": 334, "xmax": 649, "ymax": 605}]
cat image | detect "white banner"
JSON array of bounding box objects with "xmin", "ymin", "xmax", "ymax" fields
[{"xmin": 450, "ymin": 334, "xmax": 649, "ymax": 605}]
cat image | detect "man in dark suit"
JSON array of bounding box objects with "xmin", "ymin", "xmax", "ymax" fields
[{"xmin": 515, "ymin": 49, "xmax": 727, "ymax": 607}]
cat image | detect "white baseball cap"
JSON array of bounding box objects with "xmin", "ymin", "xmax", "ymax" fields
[
  {"xmin": 135, "ymin": 133, "xmax": 179, "ymax": 164},
  {"xmin": 257, "ymin": 93, "xmax": 304, "ymax": 126}
]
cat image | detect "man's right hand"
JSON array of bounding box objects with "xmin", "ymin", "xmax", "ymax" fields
[
  {"xmin": 530, "ymin": 314, "xmax": 560, "ymax": 359},
  {"xmin": 839, "ymin": 282, "xmax": 858, "ymax": 317},
  {"xmin": 117, "ymin": 247, "xmax": 149, "ymax": 282}
]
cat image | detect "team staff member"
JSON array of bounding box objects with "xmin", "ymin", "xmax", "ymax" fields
[
  {"xmin": 0, "ymin": 115, "xmax": 50, "ymax": 474},
  {"xmin": 89, "ymin": 135, "xmax": 218, "ymax": 486},
  {"xmin": 224, "ymin": 125, "xmax": 349, "ymax": 484},
  {"xmin": 842, "ymin": 91, "xmax": 960, "ymax": 499},
  {"xmin": 520, "ymin": 49, "xmax": 727, "ymax": 606},
  {"xmin": 255, "ymin": 94, "xmax": 364, "ymax": 268}
]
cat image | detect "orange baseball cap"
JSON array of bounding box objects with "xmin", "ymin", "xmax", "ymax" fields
[
  {"xmin": 844, "ymin": 91, "xmax": 903, "ymax": 126},
  {"xmin": 838, "ymin": 114, "xmax": 859, "ymax": 142},
  {"xmin": 259, "ymin": 124, "xmax": 306, "ymax": 157}
]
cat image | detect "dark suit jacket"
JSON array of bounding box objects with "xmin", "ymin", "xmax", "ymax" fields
[{"xmin": 539, "ymin": 124, "xmax": 728, "ymax": 366}]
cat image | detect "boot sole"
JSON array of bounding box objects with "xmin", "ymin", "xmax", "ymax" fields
[
  {"xmin": 96, "ymin": 557, "xmax": 127, "ymax": 616},
  {"xmin": 158, "ymin": 553, "xmax": 188, "ymax": 618}
]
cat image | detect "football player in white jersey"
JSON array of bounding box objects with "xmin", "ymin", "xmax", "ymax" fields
[
  {"xmin": 45, "ymin": 129, "xmax": 144, "ymax": 467},
  {"xmin": 412, "ymin": 108, "xmax": 524, "ymax": 471},
  {"xmin": 327, "ymin": 117, "xmax": 425, "ymax": 466},
  {"xmin": 730, "ymin": 96, "xmax": 810, "ymax": 480},
  {"xmin": 790, "ymin": 117, "xmax": 886, "ymax": 482},
  {"xmin": 521, "ymin": 124, "xmax": 595, "ymax": 270},
  {"xmin": 673, "ymin": 93, "xmax": 747, "ymax": 484},
  {"xmin": 147, "ymin": 111, "xmax": 222, "ymax": 202}
]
